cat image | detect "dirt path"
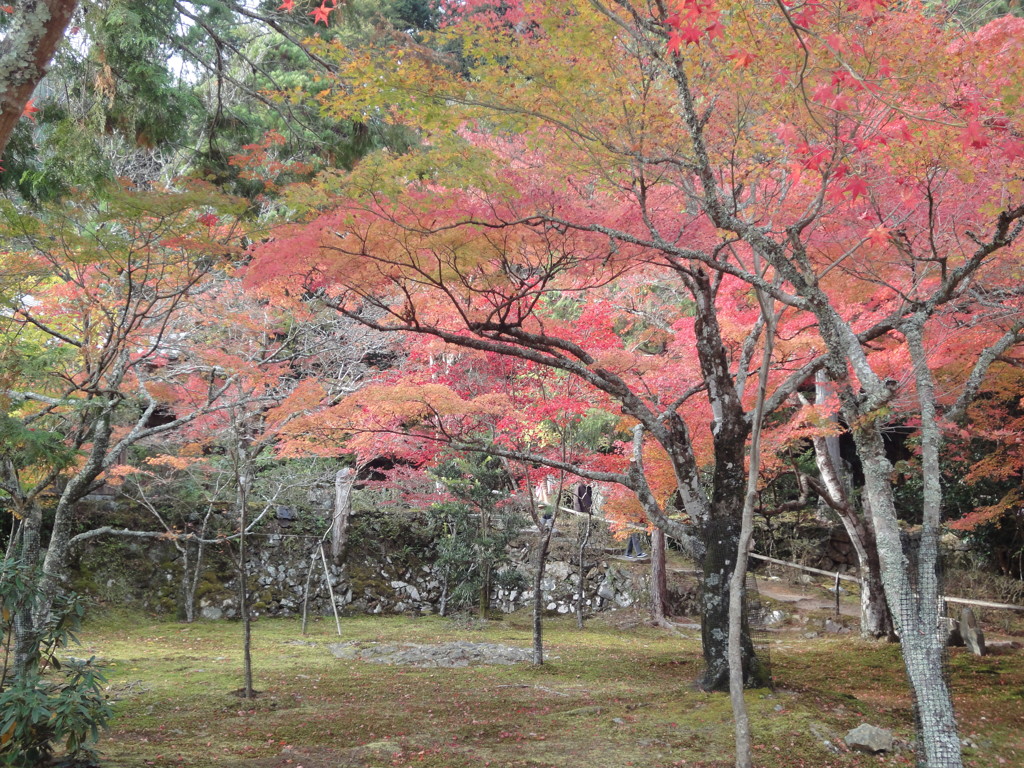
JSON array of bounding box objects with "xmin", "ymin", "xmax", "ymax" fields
[{"xmin": 754, "ymin": 576, "xmax": 861, "ymax": 618}]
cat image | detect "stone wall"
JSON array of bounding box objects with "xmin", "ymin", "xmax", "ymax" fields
[
  {"xmin": 758, "ymin": 518, "xmax": 860, "ymax": 574},
  {"xmin": 72, "ymin": 507, "xmax": 676, "ymax": 620}
]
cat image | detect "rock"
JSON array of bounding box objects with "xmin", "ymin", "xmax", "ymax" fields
[
  {"xmin": 845, "ymin": 724, "xmax": 893, "ymax": 753},
  {"xmin": 809, "ymin": 724, "xmax": 840, "ymax": 754},
  {"xmin": 941, "ymin": 617, "xmax": 963, "ymax": 647},
  {"xmin": 546, "ymin": 561, "xmax": 571, "ymax": 580},
  {"xmin": 823, "ymin": 618, "xmax": 844, "ymax": 634},
  {"xmin": 597, "ymin": 582, "xmax": 616, "ymax": 601},
  {"xmin": 331, "ymin": 643, "xmax": 360, "ymax": 663},
  {"xmin": 960, "ymin": 607, "xmax": 986, "ymax": 656},
  {"xmin": 200, "ymin": 606, "xmax": 223, "ymax": 620}
]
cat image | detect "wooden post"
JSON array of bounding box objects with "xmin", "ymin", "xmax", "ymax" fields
[
  {"xmin": 320, "ymin": 542, "xmax": 342, "ymax": 636},
  {"xmin": 332, "ymin": 468, "xmax": 354, "ymax": 562}
]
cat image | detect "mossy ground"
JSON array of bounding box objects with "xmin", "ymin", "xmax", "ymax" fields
[{"xmin": 73, "ymin": 608, "xmax": 1023, "ymax": 768}]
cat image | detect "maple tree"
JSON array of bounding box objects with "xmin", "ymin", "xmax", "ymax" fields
[
  {"xmin": 0, "ymin": 183, "xmax": 247, "ymax": 675},
  {"xmin": 248, "ymin": 1, "xmax": 1024, "ymax": 764},
  {"xmin": 124, "ymin": 271, "xmax": 391, "ymax": 693}
]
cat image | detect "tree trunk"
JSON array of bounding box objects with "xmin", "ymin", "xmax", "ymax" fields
[
  {"xmin": 903, "ymin": 319, "xmax": 962, "ymax": 767},
  {"xmin": 807, "ymin": 376, "xmax": 893, "ymax": 640},
  {"xmin": 532, "ymin": 524, "xmax": 553, "ymax": 665},
  {"xmin": 575, "ymin": 487, "xmax": 593, "ymax": 630},
  {"xmin": 0, "ymin": 0, "xmax": 78, "ymax": 158},
  {"xmin": 11, "ymin": 501, "xmax": 43, "ymax": 679},
  {"xmin": 699, "ymin": 519, "xmax": 767, "ymax": 691},
  {"xmin": 649, "ymin": 528, "xmax": 667, "ymax": 624},
  {"xmin": 810, "ymin": 306, "xmax": 963, "ymax": 765},
  {"xmin": 181, "ymin": 545, "xmax": 196, "ymax": 624},
  {"xmin": 236, "ymin": 451, "xmax": 254, "ymax": 699},
  {"xmin": 479, "ymin": 504, "xmax": 491, "ymax": 618},
  {"xmin": 859, "ymin": 530, "xmax": 895, "ymax": 640},
  {"xmin": 860, "ymin": 440, "xmax": 961, "ymax": 766},
  {"xmin": 728, "ymin": 295, "xmax": 774, "ymax": 768},
  {"xmin": 181, "ymin": 511, "xmax": 212, "ymax": 624},
  {"xmin": 439, "ymin": 569, "xmax": 449, "ymax": 618},
  {"xmin": 830, "ymin": 502, "xmax": 892, "ymax": 639}
]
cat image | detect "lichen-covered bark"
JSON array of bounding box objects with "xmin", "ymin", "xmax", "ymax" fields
[
  {"xmin": 699, "ymin": 518, "xmax": 768, "ymax": 691},
  {"xmin": 649, "ymin": 528, "xmax": 667, "ymax": 624},
  {"xmin": 807, "ymin": 415, "xmax": 893, "ymax": 639},
  {"xmin": 814, "ymin": 306, "xmax": 963, "ymax": 768},
  {"xmin": 690, "ymin": 271, "xmax": 768, "ymax": 692},
  {"xmin": 0, "ymin": 0, "xmax": 78, "ymax": 158}
]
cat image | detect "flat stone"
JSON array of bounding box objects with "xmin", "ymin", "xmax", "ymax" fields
[
  {"xmin": 201, "ymin": 606, "xmax": 223, "ymax": 621},
  {"xmin": 330, "ymin": 641, "xmax": 537, "ymax": 667},
  {"xmin": 844, "ymin": 723, "xmax": 894, "ymax": 753}
]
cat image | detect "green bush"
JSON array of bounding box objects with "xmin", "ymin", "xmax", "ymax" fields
[{"xmin": 0, "ymin": 560, "xmax": 113, "ymax": 766}]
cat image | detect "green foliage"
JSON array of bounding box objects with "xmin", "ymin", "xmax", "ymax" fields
[
  {"xmin": 570, "ymin": 409, "xmax": 625, "ymax": 454},
  {"xmin": 430, "ymin": 454, "xmax": 525, "ymax": 614},
  {"xmin": 925, "ymin": 0, "xmax": 1024, "ymax": 29},
  {"xmin": 0, "ymin": 561, "xmax": 112, "ymax": 766},
  {"xmin": 0, "ymin": 663, "xmax": 111, "ymax": 768},
  {"xmin": 0, "ymin": 415, "xmax": 76, "ymax": 476}
]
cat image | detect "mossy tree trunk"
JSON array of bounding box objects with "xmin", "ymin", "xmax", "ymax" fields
[
  {"xmin": 649, "ymin": 529, "xmax": 667, "ymax": 624},
  {"xmin": 0, "ymin": 0, "xmax": 78, "ymax": 157}
]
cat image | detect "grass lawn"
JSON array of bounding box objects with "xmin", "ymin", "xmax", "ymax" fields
[{"xmin": 72, "ymin": 608, "xmax": 1023, "ymax": 768}]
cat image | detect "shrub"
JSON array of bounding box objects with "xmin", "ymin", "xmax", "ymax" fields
[{"xmin": 0, "ymin": 559, "xmax": 113, "ymax": 766}]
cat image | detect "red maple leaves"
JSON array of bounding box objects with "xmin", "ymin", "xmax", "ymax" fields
[
  {"xmin": 664, "ymin": 0, "xmax": 722, "ymax": 51},
  {"xmin": 310, "ymin": 3, "xmax": 333, "ymax": 25},
  {"xmin": 22, "ymin": 99, "xmax": 39, "ymax": 122},
  {"xmin": 277, "ymin": 0, "xmax": 338, "ymax": 25}
]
